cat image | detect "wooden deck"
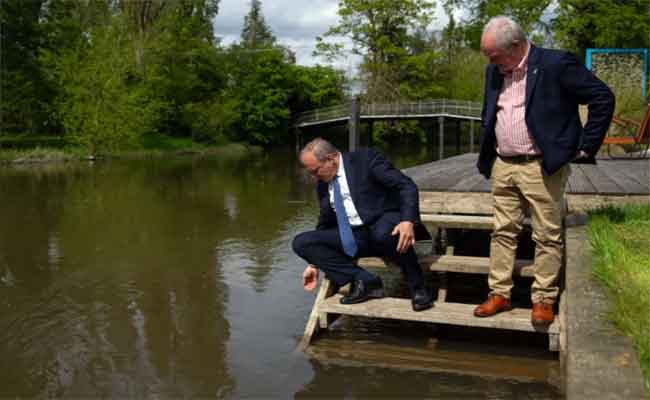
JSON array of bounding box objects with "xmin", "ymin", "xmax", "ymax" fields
[
  {"xmin": 405, "ymin": 153, "xmax": 650, "ymax": 215},
  {"xmin": 404, "ymin": 153, "xmax": 650, "ymax": 195}
]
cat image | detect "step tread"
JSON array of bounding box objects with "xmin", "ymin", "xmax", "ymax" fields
[
  {"xmin": 319, "ymin": 295, "xmax": 559, "ymax": 334},
  {"xmin": 357, "ymin": 255, "xmax": 535, "ymax": 277}
]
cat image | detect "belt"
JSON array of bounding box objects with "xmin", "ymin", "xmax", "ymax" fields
[{"xmin": 498, "ymin": 154, "xmax": 542, "ymax": 163}]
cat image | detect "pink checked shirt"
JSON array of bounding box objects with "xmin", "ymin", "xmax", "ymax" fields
[{"xmin": 495, "ymin": 43, "xmax": 541, "ymax": 156}]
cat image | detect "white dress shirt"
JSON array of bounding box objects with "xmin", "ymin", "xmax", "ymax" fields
[{"xmin": 328, "ymin": 153, "xmax": 363, "ymax": 226}]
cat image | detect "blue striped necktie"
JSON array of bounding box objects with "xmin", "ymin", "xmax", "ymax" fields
[{"xmin": 332, "ymin": 176, "xmax": 358, "ymax": 257}]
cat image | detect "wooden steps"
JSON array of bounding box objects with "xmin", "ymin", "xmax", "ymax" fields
[
  {"xmin": 301, "ymin": 212, "xmax": 564, "ymax": 352},
  {"xmin": 319, "ymin": 295, "xmax": 559, "ymax": 335}
]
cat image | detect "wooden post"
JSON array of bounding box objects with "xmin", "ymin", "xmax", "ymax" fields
[
  {"xmin": 470, "ymin": 120, "xmax": 475, "ymax": 153},
  {"xmin": 455, "ymin": 119, "xmax": 461, "ymax": 155},
  {"xmin": 367, "ymin": 121, "xmax": 374, "ymax": 147},
  {"xmin": 295, "ymin": 128, "xmax": 302, "ymax": 154},
  {"xmin": 438, "ymin": 116, "xmax": 445, "ymax": 160},
  {"xmin": 349, "ymin": 97, "xmax": 361, "ymax": 151}
]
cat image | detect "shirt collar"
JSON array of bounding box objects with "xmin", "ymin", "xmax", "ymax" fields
[{"xmin": 512, "ymin": 41, "xmax": 530, "ymax": 73}]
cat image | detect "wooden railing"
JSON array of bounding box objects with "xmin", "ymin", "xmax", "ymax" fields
[{"xmin": 295, "ymin": 99, "xmax": 482, "ymax": 127}]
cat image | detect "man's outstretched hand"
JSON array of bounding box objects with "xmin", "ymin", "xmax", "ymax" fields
[
  {"xmin": 391, "ymin": 221, "xmax": 415, "ymax": 253},
  {"xmin": 302, "ymin": 265, "xmax": 319, "ymax": 291}
]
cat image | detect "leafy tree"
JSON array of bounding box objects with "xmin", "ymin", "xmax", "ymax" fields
[
  {"xmin": 0, "ymin": 0, "xmax": 47, "ymax": 134},
  {"xmin": 444, "ymin": 0, "xmax": 553, "ymax": 50},
  {"xmin": 553, "ymin": 0, "xmax": 650, "ymax": 60},
  {"xmin": 52, "ymin": 19, "xmax": 163, "ymax": 154},
  {"xmin": 223, "ymin": 46, "xmax": 291, "ymax": 145},
  {"xmin": 289, "ymin": 65, "xmax": 346, "ymax": 113},
  {"xmin": 241, "ymin": 0, "xmax": 275, "ymax": 48},
  {"xmin": 315, "ymin": 0, "xmax": 435, "ymax": 101}
]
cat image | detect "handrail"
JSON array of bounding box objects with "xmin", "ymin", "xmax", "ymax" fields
[{"xmin": 295, "ymin": 99, "xmax": 482, "ymax": 126}]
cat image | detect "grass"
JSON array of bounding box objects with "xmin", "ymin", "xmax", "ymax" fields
[
  {"xmin": 0, "ymin": 135, "xmax": 264, "ymax": 164},
  {"xmin": 588, "ymin": 204, "xmax": 650, "ymax": 392}
]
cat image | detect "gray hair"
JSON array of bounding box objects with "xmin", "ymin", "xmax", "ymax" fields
[
  {"xmin": 482, "ymin": 16, "xmax": 527, "ymax": 51},
  {"xmin": 300, "ymin": 137, "xmax": 338, "ymax": 162}
]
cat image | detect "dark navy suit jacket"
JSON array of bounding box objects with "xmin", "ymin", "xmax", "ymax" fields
[
  {"xmin": 477, "ymin": 45, "xmax": 615, "ymax": 178},
  {"xmin": 315, "ymin": 148, "xmax": 429, "ymax": 239}
]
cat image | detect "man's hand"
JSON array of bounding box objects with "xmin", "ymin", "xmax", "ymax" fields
[
  {"xmin": 302, "ymin": 265, "xmax": 319, "ymax": 292},
  {"xmin": 574, "ymin": 150, "xmax": 589, "ymax": 160},
  {"xmin": 391, "ymin": 221, "xmax": 415, "ymax": 253}
]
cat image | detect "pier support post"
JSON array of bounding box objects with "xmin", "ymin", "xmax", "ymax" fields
[
  {"xmin": 438, "ymin": 116, "xmax": 445, "ymax": 160},
  {"xmin": 455, "ymin": 119, "xmax": 461, "ymax": 155},
  {"xmin": 470, "ymin": 120, "xmax": 475, "ymax": 153},
  {"xmin": 349, "ymin": 97, "xmax": 361, "ymax": 151},
  {"xmin": 367, "ymin": 121, "xmax": 374, "ymax": 147}
]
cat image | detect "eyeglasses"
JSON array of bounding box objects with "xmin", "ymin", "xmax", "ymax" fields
[{"xmin": 305, "ymin": 156, "xmax": 334, "ymax": 176}]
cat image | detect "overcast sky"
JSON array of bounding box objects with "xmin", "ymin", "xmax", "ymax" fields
[{"xmin": 213, "ymin": 0, "xmax": 452, "ymax": 77}]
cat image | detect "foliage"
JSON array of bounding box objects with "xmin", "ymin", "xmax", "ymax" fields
[
  {"xmin": 0, "ymin": 0, "xmax": 48, "ymax": 133},
  {"xmin": 553, "ymin": 0, "xmax": 650, "ymax": 60},
  {"xmin": 51, "ymin": 19, "xmax": 163, "ymax": 154},
  {"xmin": 315, "ymin": 0, "xmax": 435, "ymax": 101},
  {"xmin": 241, "ymin": 0, "xmax": 276, "ymax": 48},
  {"xmin": 289, "ymin": 65, "xmax": 347, "ymax": 113},
  {"xmin": 588, "ymin": 204, "xmax": 650, "ymax": 392},
  {"xmin": 444, "ymin": 0, "xmax": 553, "ymax": 50}
]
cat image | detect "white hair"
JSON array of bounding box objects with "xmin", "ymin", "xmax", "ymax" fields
[{"xmin": 482, "ymin": 16, "xmax": 527, "ymax": 51}]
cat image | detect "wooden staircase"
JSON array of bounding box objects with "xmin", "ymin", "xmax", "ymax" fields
[{"xmin": 301, "ymin": 212, "xmax": 564, "ymax": 352}]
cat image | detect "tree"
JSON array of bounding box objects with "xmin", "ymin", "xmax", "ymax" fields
[
  {"xmin": 241, "ymin": 0, "xmax": 275, "ymax": 48},
  {"xmin": 553, "ymin": 0, "xmax": 650, "ymax": 60},
  {"xmin": 0, "ymin": 0, "xmax": 47, "ymax": 134},
  {"xmin": 52, "ymin": 19, "xmax": 163, "ymax": 154},
  {"xmin": 315, "ymin": 0, "xmax": 435, "ymax": 101},
  {"xmin": 444, "ymin": 0, "xmax": 553, "ymax": 50}
]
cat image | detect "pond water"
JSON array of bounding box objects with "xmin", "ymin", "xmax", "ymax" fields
[{"xmin": 0, "ymin": 145, "xmax": 561, "ymax": 398}]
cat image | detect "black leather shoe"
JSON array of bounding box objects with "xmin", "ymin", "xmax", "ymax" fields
[
  {"xmin": 411, "ymin": 288, "xmax": 434, "ymax": 311},
  {"xmin": 340, "ymin": 279, "xmax": 385, "ymax": 305}
]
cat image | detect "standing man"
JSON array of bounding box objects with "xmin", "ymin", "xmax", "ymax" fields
[
  {"xmin": 475, "ymin": 16, "xmax": 615, "ymax": 324},
  {"xmin": 292, "ymin": 138, "xmax": 433, "ymax": 312}
]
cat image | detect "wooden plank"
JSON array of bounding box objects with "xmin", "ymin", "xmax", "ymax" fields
[
  {"xmin": 448, "ymin": 173, "xmax": 488, "ymax": 193},
  {"xmin": 578, "ymin": 163, "xmax": 624, "ymax": 194},
  {"xmin": 567, "ymin": 164, "xmax": 597, "ymax": 194},
  {"xmin": 357, "ymin": 254, "xmax": 535, "ymax": 277},
  {"xmin": 597, "ymin": 160, "xmax": 650, "ymax": 194},
  {"xmin": 420, "ymin": 214, "xmax": 494, "ymax": 229},
  {"xmin": 319, "ymin": 296, "xmax": 559, "ymax": 334},
  {"xmin": 301, "ymin": 277, "xmax": 333, "ymax": 349},
  {"xmin": 566, "ymin": 194, "xmax": 650, "ymax": 214},
  {"xmin": 594, "ymin": 160, "xmax": 649, "ymax": 194},
  {"xmin": 407, "ymin": 160, "xmax": 477, "ymax": 186},
  {"xmin": 418, "ymin": 162, "xmax": 479, "ymax": 191},
  {"xmin": 419, "ymin": 191, "xmax": 494, "ymax": 214}
]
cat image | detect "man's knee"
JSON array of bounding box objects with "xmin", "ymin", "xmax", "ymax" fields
[
  {"xmin": 292, "ymin": 231, "xmax": 320, "ymax": 257},
  {"xmin": 292, "ymin": 232, "xmax": 309, "ymax": 256}
]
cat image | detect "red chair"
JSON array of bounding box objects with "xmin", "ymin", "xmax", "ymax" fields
[{"xmin": 604, "ymin": 104, "xmax": 650, "ymax": 159}]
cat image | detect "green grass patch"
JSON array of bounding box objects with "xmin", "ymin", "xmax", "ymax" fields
[
  {"xmin": 0, "ymin": 147, "xmax": 81, "ymax": 163},
  {"xmin": 588, "ymin": 204, "xmax": 650, "ymax": 392}
]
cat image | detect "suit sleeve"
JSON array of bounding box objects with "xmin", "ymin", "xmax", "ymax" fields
[
  {"xmin": 559, "ymin": 53, "xmax": 615, "ymax": 155},
  {"xmin": 316, "ymin": 183, "xmax": 335, "ymax": 230},
  {"xmin": 367, "ymin": 150, "xmax": 420, "ymax": 223}
]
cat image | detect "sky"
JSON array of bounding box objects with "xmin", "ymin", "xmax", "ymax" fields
[{"xmin": 212, "ymin": 0, "xmax": 452, "ymax": 77}]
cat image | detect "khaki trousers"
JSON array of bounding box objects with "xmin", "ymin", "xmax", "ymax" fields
[{"xmin": 488, "ymin": 157, "xmax": 569, "ymax": 304}]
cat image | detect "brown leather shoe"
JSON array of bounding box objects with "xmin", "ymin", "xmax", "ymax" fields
[
  {"xmin": 474, "ymin": 294, "xmax": 512, "ymax": 317},
  {"xmin": 531, "ymin": 302, "xmax": 554, "ymax": 325}
]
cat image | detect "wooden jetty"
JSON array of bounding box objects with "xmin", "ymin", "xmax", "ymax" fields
[
  {"xmin": 301, "ymin": 153, "xmax": 650, "ymax": 351},
  {"xmin": 295, "ymin": 99, "xmax": 482, "ymax": 159}
]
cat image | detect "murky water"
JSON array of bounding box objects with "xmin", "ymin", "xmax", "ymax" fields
[{"xmin": 0, "ymin": 145, "xmax": 560, "ymax": 398}]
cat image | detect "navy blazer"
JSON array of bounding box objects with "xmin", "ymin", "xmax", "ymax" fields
[
  {"xmin": 477, "ymin": 45, "xmax": 615, "ymax": 178},
  {"xmin": 315, "ymin": 148, "xmax": 424, "ymax": 234}
]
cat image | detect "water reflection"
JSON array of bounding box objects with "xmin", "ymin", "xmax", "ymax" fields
[{"xmin": 0, "ymin": 147, "xmax": 560, "ymax": 398}]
